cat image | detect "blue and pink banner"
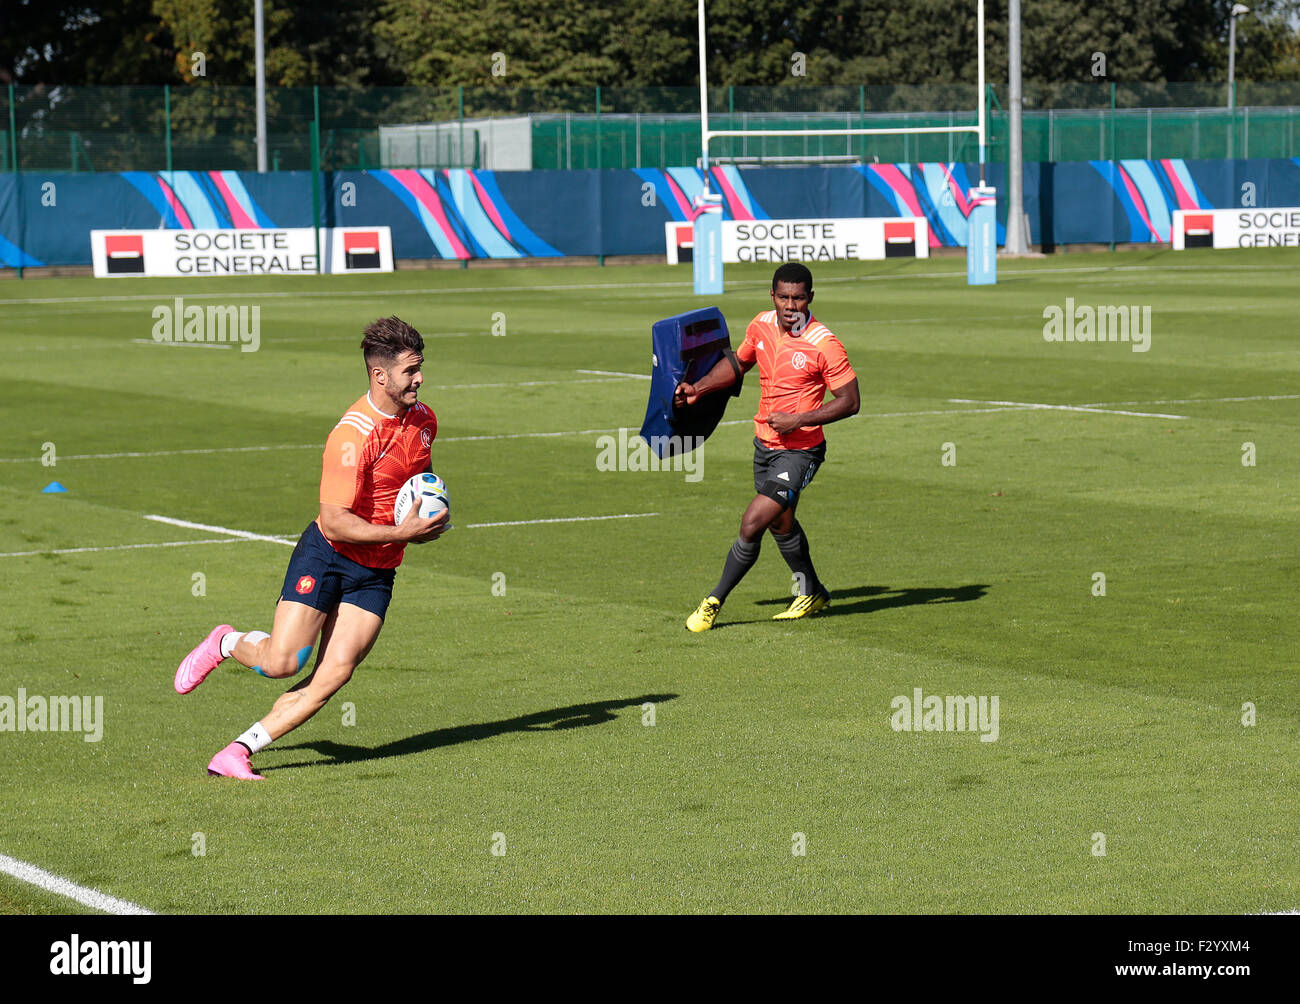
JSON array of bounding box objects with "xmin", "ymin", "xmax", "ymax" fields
[{"xmin": 5, "ymin": 159, "xmax": 1300, "ymax": 268}]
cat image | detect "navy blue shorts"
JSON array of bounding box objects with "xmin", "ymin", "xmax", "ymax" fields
[{"xmin": 279, "ymin": 521, "xmax": 396, "ymax": 620}]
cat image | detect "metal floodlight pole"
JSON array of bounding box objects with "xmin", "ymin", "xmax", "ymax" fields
[
  {"xmin": 977, "ymin": 0, "xmax": 986, "ymax": 185},
  {"xmin": 255, "ymin": 0, "xmax": 268, "ymax": 172},
  {"xmin": 1228, "ymin": 4, "xmax": 1249, "ymax": 110},
  {"xmin": 1005, "ymin": 0, "xmax": 1029, "ymax": 253},
  {"xmin": 697, "ymin": 0, "xmax": 710, "ymax": 187},
  {"xmin": 1227, "ymin": 18, "xmax": 1236, "ymax": 108}
]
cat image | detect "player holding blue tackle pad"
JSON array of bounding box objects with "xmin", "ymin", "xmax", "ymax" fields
[{"xmin": 675, "ymin": 264, "xmax": 860, "ymax": 631}]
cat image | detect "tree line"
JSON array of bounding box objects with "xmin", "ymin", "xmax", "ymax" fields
[{"xmin": 3, "ymin": 0, "xmax": 1298, "ymax": 88}]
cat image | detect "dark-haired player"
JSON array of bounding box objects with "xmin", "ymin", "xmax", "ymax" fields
[
  {"xmin": 676, "ymin": 263, "xmax": 859, "ymax": 631},
  {"xmin": 173, "ymin": 316, "xmax": 449, "ymax": 779}
]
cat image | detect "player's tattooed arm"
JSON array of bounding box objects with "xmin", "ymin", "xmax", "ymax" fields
[
  {"xmin": 766, "ymin": 378, "xmax": 860, "ymax": 434},
  {"xmin": 319, "ymin": 503, "xmax": 448, "ymax": 544},
  {"xmin": 674, "ymin": 354, "xmax": 754, "ymax": 407}
]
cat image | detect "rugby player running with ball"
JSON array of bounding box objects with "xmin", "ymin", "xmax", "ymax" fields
[{"xmin": 172, "ymin": 317, "xmax": 448, "ymax": 779}]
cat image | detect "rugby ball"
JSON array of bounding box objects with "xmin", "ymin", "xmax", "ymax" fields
[{"xmin": 394, "ymin": 472, "xmax": 448, "ymax": 525}]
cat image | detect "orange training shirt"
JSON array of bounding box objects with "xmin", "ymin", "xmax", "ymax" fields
[
  {"xmin": 735, "ymin": 311, "xmax": 856, "ymax": 450},
  {"xmin": 315, "ymin": 392, "xmax": 438, "ymax": 569}
]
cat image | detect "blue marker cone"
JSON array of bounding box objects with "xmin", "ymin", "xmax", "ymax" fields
[{"xmin": 42, "ymin": 481, "xmax": 67, "ymax": 493}]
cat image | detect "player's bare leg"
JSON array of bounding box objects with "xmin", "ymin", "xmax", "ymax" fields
[
  {"xmin": 229, "ymin": 599, "xmax": 329, "ymax": 679},
  {"xmin": 208, "ymin": 603, "xmax": 382, "ymax": 779},
  {"xmin": 260, "ymin": 603, "xmax": 382, "ymax": 740},
  {"xmin": 740, "ymin": 494, "xmax": 788, "ymax": 541},
  {"xmin": 174, "ymin": 600, "xmax": 326, "ymax": 696}
]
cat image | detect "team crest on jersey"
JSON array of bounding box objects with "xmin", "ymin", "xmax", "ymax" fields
[
  {"xmin": 421, "ymin": 428, "xmax": 432, "ymax": 448},
  {"xmin": 295, "ymin": 575, "xmax": 316, "ymax": 595},
  {"xmin": 791, "ymin": 351, "xmax": 808, "ymax": 370}
]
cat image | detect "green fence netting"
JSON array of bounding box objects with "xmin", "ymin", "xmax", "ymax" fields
[{"xmin": 3, "ymin": 82, "xmax": 1299, "ymax": 173}]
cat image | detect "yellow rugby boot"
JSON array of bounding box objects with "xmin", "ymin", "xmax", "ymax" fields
[
  {"xmin": 686, "ymin": 596, "xmax": 722, "ymax": 632},
  {"xmin": 772, "ymin": 587, "xmax": 830, "ymax": 620}
]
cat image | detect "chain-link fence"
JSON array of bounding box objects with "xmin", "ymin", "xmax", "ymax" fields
[{"xmin": 4, "ymin": 82, "xmax": 1300, "ymax": 173}]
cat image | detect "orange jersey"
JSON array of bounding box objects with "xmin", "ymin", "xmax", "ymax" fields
[
  {"xmin": 736, "ymin": 311, "xmax": 856, "ymax": 449},
  {"xmin": 315, "ymin": 393, "xmax": 438, "ymax": 569}
]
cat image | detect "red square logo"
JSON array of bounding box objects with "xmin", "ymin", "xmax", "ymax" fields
[
  {"xmin": 105, "ymin": 234, "xmax": 145, "ymax": 273},
  {"xmin": 343, "ymin": 231, "xmax": 381, "ymax": 269},
  {"xmin": 344, "ymin": 231, "xmax": 378, "ymax": 253}
]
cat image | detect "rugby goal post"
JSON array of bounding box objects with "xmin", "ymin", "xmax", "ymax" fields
[{"xmin": 693, "ymin": 0, "xmax": 996, "ymax": 291}]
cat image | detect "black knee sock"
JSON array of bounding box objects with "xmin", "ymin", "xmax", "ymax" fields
[
  {"xmin": 711, "ymin": 536, "xmax": 761, "ymax": 603},
  {"xmin": 772, "ymin": 520, "xmax": 822, "ymax": 595}
]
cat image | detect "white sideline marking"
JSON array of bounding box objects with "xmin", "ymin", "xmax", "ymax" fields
[
  {"xmin": 1078, "ymin": 393, "xmax": 1300, "ymax": 407},
  {"xmin": 143, "ymin": 514, "xmax": 296, "ymax": 546},
  {"xmin": 0, "ymin": 851, "xmax": 154, "ymax": 915},
  {"xmin": 0, "ymin": 280, "xmax": 702, "ymax": 308},
  {"xmin": 948, "ymin": 398, "xmax": 1189, "ymax": 420},
  {"xmin": 0, "ymin": 260, "xmax": 1293, "ymax": 309},
  {"xmin": 576, "ymin": 368, "xmax": 652, "ymax": 379},
  {"xmin": 0, "ymin": 537, "xmax": 276, "ymax": 559},
  {"xmin": 466, "ymin": 512, "xmax": 659, "ymax": 528}
]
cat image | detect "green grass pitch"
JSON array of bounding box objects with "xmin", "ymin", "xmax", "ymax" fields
[{"xmin": 0, "ymin": 247, "xmax": 1296, "ymax": 913}]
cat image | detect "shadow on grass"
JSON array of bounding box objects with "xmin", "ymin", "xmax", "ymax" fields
[
  {"xmin": 264, "ymin": 693, "xmax": 678, "ymax": 772},
  {"xmin": 750, "ymin": 583, "xmax": 990, "ymax": 619}
]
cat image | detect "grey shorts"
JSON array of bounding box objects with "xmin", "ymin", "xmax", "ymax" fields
[{"xmin": 753, "ymin": 437, "xmax": 826, "ymax": 508}]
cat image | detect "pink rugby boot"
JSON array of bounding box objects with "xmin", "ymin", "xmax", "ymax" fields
[
  {"xmin": 174, "ymin": 624, "xmax": 234, "ymax": 694},
  {"xmin": 207, "ymin": 742, "xmax": 265, "ymax": 781}
]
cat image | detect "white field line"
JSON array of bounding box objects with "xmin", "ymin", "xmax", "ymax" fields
[
  {"xmin": 948, "ymin": 398, "xmax": 1190, "ymax": 420},
  {"xmin": 0, "ymin": 537, "xmax": 273, "ymax": 559},
  {"xmin": 273, "ymin": 331, "xmax": 474, "ymax": 342},
  {"xmin": 866, "ymin": 406, "xmax": 1028, "ymax": 418},
  {"xmin": 0, "ymin": 260, "xmax": 1293, "ymax": 309},
  {"xmin": 576, "ymin": 368, "xmax": 652, "ymax": 379},
  {"xmin": 0, "ymin": 852, "xmax": 154, "ymax": 915},
  {"xmin": 0, "ymin": 406, "xmax": 1082, "ymax": 465},
  {"xmin": 429, "ymin": 376, "xmax": 640, "ymax": 390},
  {"xmin": 129, "ymin": 338, "xmax": 232, "ymax": 349},
  {"xmin": 0, "ymin": 280, "xmax": 704, "ymax": 308},
  {"xmin": 0, "ymin": 443, "xmax": 317, "ymax": 464},
  {"xmin": 0, "ymin": 507, "xmax": 661, "ymax": 555},
  {"xmin": 143, "ymin": 514, "xmax": 296, "ymax": 546},
  {"xmin": 1077, "ymin": 393, "xmax": 1300, "ymax": 407},
  {"xmin": 465, "ymin": 512, "xmax": 659, "ymax": 528}
]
